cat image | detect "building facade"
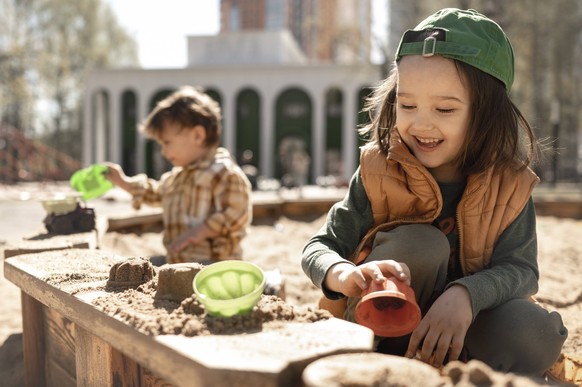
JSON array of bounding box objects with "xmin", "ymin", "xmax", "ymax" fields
[
  {"xmin": 83, "ymin": 3, "xmax": 380, "ymax": 183},
  {"xmin": 84, "ymin": 59, "xmax": 380, "ymax": 182}
]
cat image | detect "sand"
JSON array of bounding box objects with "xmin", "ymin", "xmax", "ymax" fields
[
  {"xmin": 91, "ymin": 255, "xmax": 331, "ymax": 337},
  {"xmin": 1, "ymin": 186, "xmax": 581, "ymax": 385}
]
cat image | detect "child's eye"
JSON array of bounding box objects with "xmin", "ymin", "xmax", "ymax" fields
[
  {"xmin": 399, "ymin": 104, "xmax": 415, "ymax": 110},
  {"xmin": 437, "ymin": 108, "xmax": 455, "ymax": 114}
]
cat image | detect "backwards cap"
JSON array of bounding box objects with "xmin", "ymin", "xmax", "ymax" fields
[{"xmin": 396, "ymin": 8, "xmax": 514, "ymax": 91}]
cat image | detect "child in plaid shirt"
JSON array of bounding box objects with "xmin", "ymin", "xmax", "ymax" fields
[{"xmin": 106, "ymin": 86, "xmax": 252, "ymax": 264}]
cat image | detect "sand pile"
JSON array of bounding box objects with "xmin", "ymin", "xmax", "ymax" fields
[
  {"xmin": 92, "ymin": 257, "xmax": 331, "ymax": 337},
  {"xmin": 302, "ymin": 352, "xmax": 550, "ymax": 386}
]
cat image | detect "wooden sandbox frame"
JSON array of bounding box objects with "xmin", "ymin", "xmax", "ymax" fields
[{"xmin": 4, "ymin": 247, "xmax": 373, "ymax": 387}]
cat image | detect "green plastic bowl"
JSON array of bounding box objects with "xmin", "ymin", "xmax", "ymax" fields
[
  {"xmin": 193, "ymin": 261, "xmax": 265, "ymax": 318},
  {"xmin": 70, "ymin": 164, "xmax": 113, "ymax": 200}
]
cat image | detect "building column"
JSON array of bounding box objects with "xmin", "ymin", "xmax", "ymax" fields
[
  {"xmin": 83, "ymin": 90, "xmax": 93, "ymax": 166},
  {"xmin": 312, "ymin": 89, "xmax": 325, "ymax": 179},
  {"xmin": 109, "ymin": 90, "xmax": 121, "ymax": 164},
  {"xmin": 222, "ymin": 92, "xmax": 235, "ymax": 154},
  {"xmin": 136, "ymin": 90, "xmax": 150, "ymax": 174},
  {"xmin": 260, "ymin": 91, "xmax": 275, "ymax": 179},
  {"xmin": 95, "ymin": 90, "xmax": 107, "ymax": 163}
]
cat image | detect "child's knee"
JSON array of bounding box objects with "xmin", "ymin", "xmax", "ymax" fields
[
  {"xmin": 364, "ymin": 225, "xmax": 449, "ymax": 306},
  {"xmin": 517, "ymin": 309, "xmax": 568, "ymax": 374},
  {"xmin": 466, "ymin": 299, "xmax": 568, "ymax": 375},
  {"xmin": 365, "ymin": 224, "xmax": 449, "ymax": 267}
]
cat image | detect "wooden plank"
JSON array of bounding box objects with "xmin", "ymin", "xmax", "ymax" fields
[
  {"xmin": 252, "ymin": 203, "xmax": 283, "ymax": 219},
  {"xmin": 2, "ymin": 231, "xmax": 97, "ymax": 259},
  {"xmin": 281, "ymin": 200, "xmax": 336, "ymax": 217},
  {"xmin": 75, "ymin": 326, "xmax": 142, "ymax": 387},
  {"xmin": 140, "ymin": 367, "xmax": 176, "ymax": 387},
  {"xmin": 103, "ymin": 193, "xmax": 342, "ymax": 231},
  {"xmin": 110, "ymin": 346, "xmax": 141, "ymax": 387},
  {"xmin": 155, "ymin": 318, "xmax": 373, "ymax": 387},
  {"xmin": 534, "ymin": 200, "xmax": 582, "ymax": 219},
  {"xmin": 75, "ymin": 326, "xmax": 115, "ymax": 387},
  {"xmin": 21, "ymin": 292, "xmax": 46, "ymax": 387},
  {"xmin": 45, "ymin": 357, "xmax": 76, "ymax": 387},
  {"xmin": 106, "ymin": 210, "xmax": 163, "ymax": 232},
  {"xmin": 44, "ymin": 307, "xmax": 76, "ymax": 385}
]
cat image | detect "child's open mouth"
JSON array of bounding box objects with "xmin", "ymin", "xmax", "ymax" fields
[{"xmin": 415, "ymin": 136, "xmax": 443, "ymax": 149}]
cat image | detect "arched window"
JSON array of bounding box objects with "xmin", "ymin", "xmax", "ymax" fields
[
  {"xmin": 275, "ymin": 87, "xmax": 312, "ymax": 185},
  {"xmin": 325, "ymin": 87, "xmax": 343, "ymax": 176},
  {"xmin": 235, "ymin": 88, "xmax": 261, "ymax": 168},
  {"xmin": 121, "ymin": 89, "xmax": 138, "ymax": 176}
]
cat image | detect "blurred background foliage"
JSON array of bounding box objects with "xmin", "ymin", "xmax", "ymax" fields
[{"xmin": 0, "ymin": 0, "xmax": 137, "ymax": 165}]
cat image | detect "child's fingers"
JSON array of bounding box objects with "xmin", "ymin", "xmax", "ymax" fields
[
  {"xmin": 358, "ymin": 262, "xmax": 386, "ymax": 282},
  {"xmin": 374, "ymin": 260, "xmax": 410, "ymax": 285},
  {"xmin": 339, "ymin": 267, "xmax": 368, "ymax": 295},
  {"xmin": 102, "ymin": 162, "xmax": 116, "ymax": 173},
  {"xmin": 171, "ymin": 233, "xmax": 201, "ymax": 255},
  {"xmin": 430, "ymin": 333, "xmax": 453, "ymax": 368},
  {"xmin": 388, "ymin": 260, "xmax": 410, "ymax": 284},
  {"xmin": 169, "ymin": 242, "xmax": 180, "ymax": 254},
  {"xmin": 393, "ymin": 261, "xmax": 411, "ymax": 278},
  {"xmin": 169, "ymin": 238, "xmax": 188, "ymax": 254},
  {"xmin": 405, "ymin": 321, "xmax": 428, "ymax": 359},
  {"xmin": 351, "ymin": 269, "xmax": 369, "ymax": 290},
  {"xmin": 446, "ymin": 332, "xmax": 465, "ymax": 363}
]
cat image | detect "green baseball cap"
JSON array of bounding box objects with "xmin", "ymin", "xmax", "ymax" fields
[{"xmin": 396, "ymin": 8, "xmax": 514, "ymax": 91}]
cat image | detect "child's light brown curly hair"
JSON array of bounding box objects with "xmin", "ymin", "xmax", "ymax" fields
[{"xmin": 140, "ymin": 86, "xmax": 221, "ymax": 148}]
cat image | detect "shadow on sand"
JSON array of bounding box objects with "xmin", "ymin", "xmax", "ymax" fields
[{"xmin": 0, "ymin": 333, "xmax": 23, "ymax": 387}]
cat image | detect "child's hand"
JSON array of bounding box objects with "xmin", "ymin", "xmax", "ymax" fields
[
  {"xmin": 405, "ymin": 285, "xmax": 472, "ymax": 368},
  {"xmin": 169, "ymin": 223, "xmax": 219, "ymax": 255},
  {"xmin": 325, "ymin": 260, "xmax": 410, "ymax": 298},
  {"xmin": 102, "ymin": 162, "xmax": 126, "ymax": 187}
]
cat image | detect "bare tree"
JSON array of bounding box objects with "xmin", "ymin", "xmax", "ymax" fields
[
  {"xmin": 0, "ymin": 0, "xmax": 138, "ymax": 161},
  {"xmin": 0, "ymin": 0, "xmax": 36, "ymax": 135}
]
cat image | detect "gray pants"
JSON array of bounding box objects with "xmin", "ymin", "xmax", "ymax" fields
[{"xmin": 345, "ymin": 224, "xmax": 567, "ymax": 375}]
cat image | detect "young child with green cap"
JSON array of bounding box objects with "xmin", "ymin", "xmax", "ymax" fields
[{"xmin": 302, "ymin": 8, "xmax": 568, "ymax": 376}]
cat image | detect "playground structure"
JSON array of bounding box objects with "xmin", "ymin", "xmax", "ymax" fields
[{"xmin": 0, "ymin": 123, "xmax": 82, "ymax": 183}]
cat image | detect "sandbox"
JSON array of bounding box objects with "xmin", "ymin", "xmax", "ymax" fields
[{"xmin": 4, "ymin": 249, "xmax": 375, "ymax": 386}]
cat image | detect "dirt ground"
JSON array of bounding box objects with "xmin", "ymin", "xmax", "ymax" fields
[{"xmin": 1, "ymin": 183, "xmax": 581, "ymax": 386}]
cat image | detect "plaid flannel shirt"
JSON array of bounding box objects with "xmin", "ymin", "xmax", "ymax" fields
[{"xmin": 128, "ymin": 147, "xmax": 252, "ymax": 263}]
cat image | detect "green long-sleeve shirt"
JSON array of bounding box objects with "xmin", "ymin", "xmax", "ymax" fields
[{"xmin": 302, "ymin": 167, "xmax": 539, "ymax": 319}]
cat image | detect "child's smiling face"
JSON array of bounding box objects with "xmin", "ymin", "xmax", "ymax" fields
[{"xmin": 396, "ymin": 54, "xmax": 472, "ymax": 183}]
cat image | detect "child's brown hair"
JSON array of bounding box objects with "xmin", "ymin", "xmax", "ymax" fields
[{"xmin": 140, "ymin": 86, "xmax": 221, "ymax": 147}]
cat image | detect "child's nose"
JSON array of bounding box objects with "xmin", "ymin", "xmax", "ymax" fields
[{"xmin": 413, "ymin": 110, "xmax": 434, "ymax": 131}]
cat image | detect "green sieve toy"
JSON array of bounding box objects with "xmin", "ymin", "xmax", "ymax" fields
[
  {"xmin": 193, "ymin": 260, "xmax": 265, "ymax": 318},
  {"xmin": 70, "ymin": 164, "xmax": 113, "ymax": 200}
]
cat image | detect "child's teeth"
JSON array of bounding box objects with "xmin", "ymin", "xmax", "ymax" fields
[{"xmin": 418, "ymin": 137, "xmax": 439, "ymax": 143}]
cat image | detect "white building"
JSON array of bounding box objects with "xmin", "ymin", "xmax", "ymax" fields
[{"xmin": 84, "ymin": 31, "xmax": 381, "ymax": 182}]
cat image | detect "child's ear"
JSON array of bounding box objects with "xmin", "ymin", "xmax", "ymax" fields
[{"xmin": 192, "ymin": 125, "xmax": 207, "ymax": 145}]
